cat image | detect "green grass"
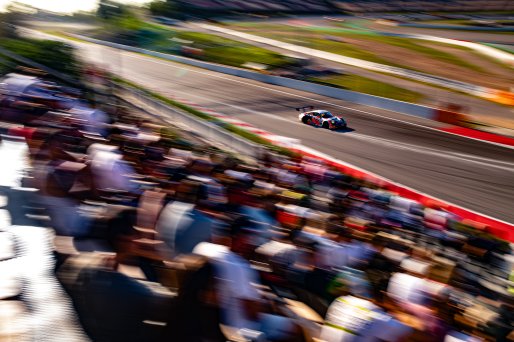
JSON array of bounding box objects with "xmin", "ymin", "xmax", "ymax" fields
[
  {"xmin": 484, "ymin": 43, "xmax": 514, "ymax": 54},
  {"xmin": 376, "ymin": 71, "xmax": 514, "ymax": 107},
  {"xmin": 309, "ymin": 74, "xmax": 424, "ymax": 103},
  {"xmin": 114, "ymin": 77, "xmax": 298, "ymax": 157},
  {"xmin": 224, "ymin": 22, "xmax": 486, "ymax": 72},
  {"xmin": 267, "ymin": 35, "xmax": 403, "ymax": 67},
  {"xmin": 0, "ymin": 37, "xmax": 80, "ymax": 77},
  {"xmin": 43, "ymin": 30, "xmax": 88, "ymax": 43},
  {"xmin": 93, "ymin": 18, "xmax": 296, "ymax": 70},
  {"xmin": 166, "ymin": 31, "xmax": 296, "ymax": 69}
]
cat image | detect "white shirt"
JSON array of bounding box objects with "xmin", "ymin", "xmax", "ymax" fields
[
  {"xmin": 156, "ymin": 201, "xmax": 215, "ymax": 257},
  {"xmin": 70, "ymin": 102, "xmax": 109, "ymax": 136},
  {"xmin": 299, "ymin": 232, "xmax": 349, "ymax": 270},
  {"xmin": 387, "ymin": 272, "xmax": 427, "ymax": 305},
  {"xmin": 193, "ymin": 242, "xmax": 262, "ymax": 331},
  {"xmin": 321, "ymin": 295, "xmax": 411, "ymax": 342},
  {"xmin": 88, "ymin": 144, "xmax": 136, "ymax": 192}
]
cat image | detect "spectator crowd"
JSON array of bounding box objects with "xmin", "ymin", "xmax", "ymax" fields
[{"xmin": 0, "ymin": 70, "xmax": 513, "ymax": 342}]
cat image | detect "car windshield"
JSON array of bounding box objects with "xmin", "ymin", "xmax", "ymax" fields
[{"xmin": 321, "ymin": 112, "xmax": 333, "ymax": 118}]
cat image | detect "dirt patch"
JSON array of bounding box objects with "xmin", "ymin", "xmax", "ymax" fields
[
  {"xmin": 336, "ymin": 36, "xmax": 512, "ymax": 90},
  {"xmin": 417, "ymin": 42, "xmax": 514, "ymax": 89}
]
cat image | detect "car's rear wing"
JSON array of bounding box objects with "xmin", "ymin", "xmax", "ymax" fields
[{"xmin": 295, "ymin": 106, "xmax": 314, "ymax": 113}]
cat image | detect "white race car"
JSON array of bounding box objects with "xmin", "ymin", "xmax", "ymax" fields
[{"xmin": 297, "ymin": 106, "xmax": 347, "ymax": 130}]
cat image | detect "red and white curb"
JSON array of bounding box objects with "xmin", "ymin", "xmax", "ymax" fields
[{"xmin": 173, "ymin": 97, "xmax": 514, "ymax": 242}]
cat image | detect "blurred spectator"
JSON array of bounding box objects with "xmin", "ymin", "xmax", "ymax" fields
[
  {"xmin": 2, "ymin": 71, "xmax": 513, "ymax": 342},
  {"xmin": 156, "ymin": 179, "xmax": 219, "ymax": 258},
  {"xmin": 320, "ymin": 293, "xmax": 412, "ymax": 342},
  {"xmin": 194, "ymin": 223, "xmax": 304, "ymax": 341}
]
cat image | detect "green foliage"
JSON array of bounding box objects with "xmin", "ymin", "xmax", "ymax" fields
[
  {"xmin": 115, "ymin": 13, "xmax": 145, "ymax": 31},
  {"xmin": 0, "ymin": 38, "xmax": 79, "ymax": 77},
  {"xmin": 95, "ymin": 13, "xmax": 296, "ymax": 70},
  {"xmin": 174, "ymin": 31, "xmax": 296, "ymax": 68},
  {"xmin": 97, "ymin": 1, "xmax": 124, "ymax": 19},
  {"xmin": 148, "ymin": 0, "xmax": 175, "ymax": 17},
  {"xmin": 0, "ymin": 6, "xmax": 22, "ymax": 38}
]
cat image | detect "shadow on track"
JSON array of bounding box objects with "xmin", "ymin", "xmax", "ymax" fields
[{"xmin": 332, "ymin": 127, "xmax": 355, "ymax": 133}]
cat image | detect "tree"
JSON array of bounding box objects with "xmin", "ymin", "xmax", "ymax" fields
[
  {"xmin": 148, "ymin": 0, "xmax": 175, "ymax": 18},
  {"xmin": 0, "ymin": 4, "xmax": 26, "ymax": 38},
  {"xmin": 97, "ymin": 1, "xmax": 124, "ymax": 20}
]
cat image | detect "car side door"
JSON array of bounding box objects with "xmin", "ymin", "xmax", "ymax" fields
[{"xmin": 312, "ymin": 112, "xmax": 321, "ymax": 126}]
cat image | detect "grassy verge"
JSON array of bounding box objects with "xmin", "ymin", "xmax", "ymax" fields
[
  {"xmin": 483, "ymin": 43, "xmax": 514, "ymax": 54},
  {"xmin": 161, "ymin": 31, "xmax": 296, "ymax": 69},
  {"xmin": 224, "ymin": 22, "xmax": 489, "ymax": 72},
  {"xmin": 93, "ymin": 16, "xmax": 297, "ymax": 71},
  {"xmin": 291, "ymin": 36, "xmax": 402, "ymax": 67},
  {"xmin": 308, "ymin": 74, "xmax": 424, "ymax": 103},
  {"xmin": 375, "ymin": 71, "xmax": 514, "ymax": 108},
  {"xmin": 43, "ymin": 30, "xmax": 87, "ymax": 43},
  {"xmin": 113, "ymin": 77, "xmax": 298, "ymax": 157}
]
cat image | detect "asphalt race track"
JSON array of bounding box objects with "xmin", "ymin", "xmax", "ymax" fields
[{"xmin": 60, "ymin": 40, "xmax": 514, "ymax": 224}]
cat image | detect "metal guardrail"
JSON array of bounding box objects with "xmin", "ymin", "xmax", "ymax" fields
[{"xmin": 114, "ymin": 83, "xmax": 265, "ymax": 159}]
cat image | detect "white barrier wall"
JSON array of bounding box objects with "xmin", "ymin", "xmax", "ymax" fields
[{"xmin": 71, "ymin": 34, "xmax": 437, "ymax": 121}]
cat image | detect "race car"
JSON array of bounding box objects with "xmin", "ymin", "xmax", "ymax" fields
[{"xmin": 297, "ymin": 106, "xmax": 347, "ymax": 130}]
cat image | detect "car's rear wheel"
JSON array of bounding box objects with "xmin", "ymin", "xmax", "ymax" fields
[
  {"xmin": 302, "ymin": 116, "xmax": 309, "ymax": 124},
  {"xmin": 322, "ymin": 122, "xmax": 330, "ymax": 129}
]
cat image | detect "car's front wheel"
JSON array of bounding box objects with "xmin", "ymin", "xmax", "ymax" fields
[{"xmin": 322, "ymin": 122, "xmax": 330, "ymax": 129}]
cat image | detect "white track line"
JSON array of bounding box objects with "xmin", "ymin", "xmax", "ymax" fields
[
  {"xmin": 299, "ymin": 145, "xmax": 514, "ymax": 226},
  {"xmin": 348, "ymin": 133, "xmax": 514, "ymax": 172}
]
